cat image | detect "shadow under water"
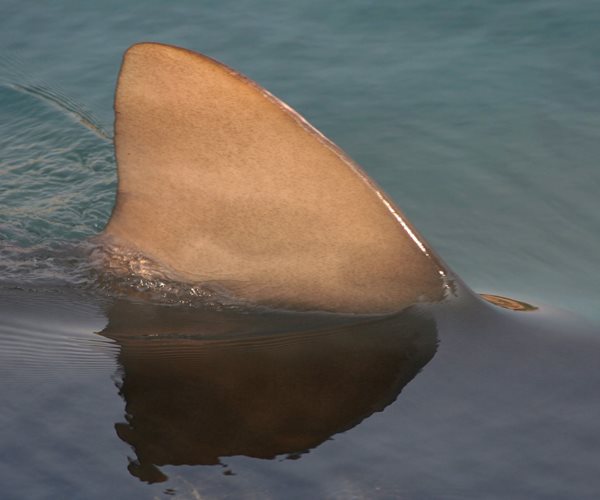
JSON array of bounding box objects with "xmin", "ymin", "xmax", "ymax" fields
[
  {"xmin": 99, "ymin": 301, "xmax": 438, "ymax": 483},
  {"xmin": 2, "ymin": 286, "xmax": 600, "ymax": 498}
]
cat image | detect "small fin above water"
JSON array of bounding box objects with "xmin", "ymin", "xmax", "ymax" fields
[
  {"xmin": 103, "ymin": 43, "xmax": 450, "ymax": 313},
  {"xmin": 480, "ymin": 294, "xmax": 538, "ymax": 312}
]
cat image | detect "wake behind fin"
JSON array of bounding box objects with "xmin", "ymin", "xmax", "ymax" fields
[{"xmin": 102, "ymin": 42, "xmax": 448, "ymax": 313}]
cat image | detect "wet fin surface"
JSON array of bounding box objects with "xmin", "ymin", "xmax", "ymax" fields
[{"xmin": 103, "ymin": 43, "xmax": 446, "ymax": 313}]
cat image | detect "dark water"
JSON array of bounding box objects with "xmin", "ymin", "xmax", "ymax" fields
[
  {"xmin": 2, "ymin": 287, "xmax": 599, "ymax": 499},
  {"xmin": 1, "ymin": 1, "xmax": 600, "ymax": 498}
]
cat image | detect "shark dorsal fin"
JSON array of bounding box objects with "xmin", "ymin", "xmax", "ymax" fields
[{"xmin": 103, "ymin": 42, "xmax": 446, "ymax": 313}]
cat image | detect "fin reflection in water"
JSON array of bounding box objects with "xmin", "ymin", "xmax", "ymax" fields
[{"xmin": 99, "ymin": 301, "xmax": 437, "ymax": 483}]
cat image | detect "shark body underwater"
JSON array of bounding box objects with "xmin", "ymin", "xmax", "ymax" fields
[{"xmin": 1, "ymin": 43, "xmax": 600, "ymax": 496}]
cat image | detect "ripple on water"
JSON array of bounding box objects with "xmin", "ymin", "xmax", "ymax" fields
[
  {"xmin": 0, "ymin": 289, "xmax": 116, "ymax": 378},
  {"xmin": 0, "ymin": 75, "xmax": 115, "ymax": 250}
]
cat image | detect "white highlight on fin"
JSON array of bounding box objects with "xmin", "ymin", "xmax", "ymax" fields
[{"xmin": 375, "ymin": 192, "xmax": 429, "ymax": 256}]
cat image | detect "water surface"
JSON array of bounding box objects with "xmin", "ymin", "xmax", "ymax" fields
[{"xmin": 1, "ymin": 1, "xmax": 599, "ymax": 498}]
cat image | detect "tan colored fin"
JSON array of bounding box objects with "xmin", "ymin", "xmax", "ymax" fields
[{"xmin": 103, "ymin": 42, "xmax": 446, "ymax": 313}]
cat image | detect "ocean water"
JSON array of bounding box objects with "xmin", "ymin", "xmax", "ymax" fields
[{"xmin": 1, "ymin": 1, "xmax": 599, "ymax": 499}]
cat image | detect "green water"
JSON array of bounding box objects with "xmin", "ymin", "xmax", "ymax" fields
[{"xmin": 2, "ymin": 0, "xmax": 599, "ymax": 318}]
